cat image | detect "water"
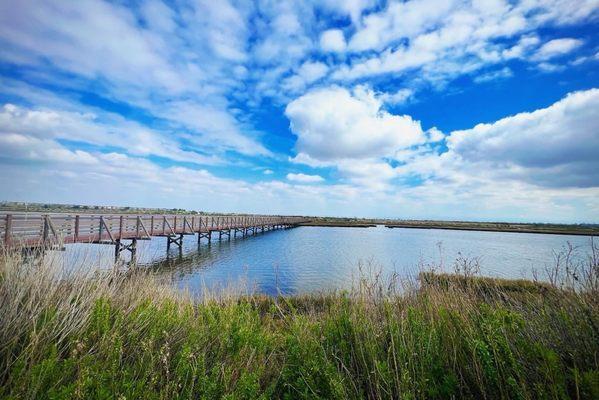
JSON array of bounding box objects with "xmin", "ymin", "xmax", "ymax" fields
[{"xmin": 52, "ymin": 226, "xmax": 595, "ymax": 296}]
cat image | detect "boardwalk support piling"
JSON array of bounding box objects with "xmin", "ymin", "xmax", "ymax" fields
[
  {"xmin": 114, "ymin": 238, "xmax": 138, "ymax": 266},
  {"xmin": 167, "ymin": 233, "xmax": 184, "ymax": 252}
]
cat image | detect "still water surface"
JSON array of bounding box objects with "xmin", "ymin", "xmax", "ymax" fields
[{"xmin": 57, "ymin": 226, "xmax": 595, "ymax": 296}]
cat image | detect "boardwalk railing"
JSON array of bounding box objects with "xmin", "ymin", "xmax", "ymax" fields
[{"xmin": 1, "ymin": 213, "xmax": 307, "ymax": 249}]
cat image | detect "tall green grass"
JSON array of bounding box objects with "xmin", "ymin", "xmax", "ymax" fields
[{"xmin": 0, "ymin": 242, "xmax": 597, "ymax": 399}]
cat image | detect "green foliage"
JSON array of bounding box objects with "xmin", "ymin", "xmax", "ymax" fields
[{"xmin": 1, "ymin": 275, "xmax": 597, "ymax": 400}]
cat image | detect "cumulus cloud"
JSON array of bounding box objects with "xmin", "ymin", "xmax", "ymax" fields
[
  {"xmin": 446, "ymin": 88, "xmax": 599, "ymax": 188},
  {"xmin": 285, "ymin": 86, "xmax": 426, "ymax": 161},
  {"xmin": 286, "ymin": 173, "xmax": 325, "ymax": 183}
]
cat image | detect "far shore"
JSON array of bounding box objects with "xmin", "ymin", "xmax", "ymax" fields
[{"xmin": 299, "ymin": 219, "xmax": 599, "ymax": 236}]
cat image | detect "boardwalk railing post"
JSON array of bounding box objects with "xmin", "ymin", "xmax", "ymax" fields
[
  {"xmin": 98, "ymin": 216, "xmax": 104, "ymax": 243},
  {"xmin": 119, "ymin": 216, "xmax": 124, "ymax": 240},
  {"xmin": 74, "ymin": 215, "xmax": 80, "ymax": 242},
  {"xmin": 42, "ymin": 215, "xmax": 49, "ymax": 247},
  {"xmin": 4, "ymin": 214, "xmax": 12, "ymax": 247}
]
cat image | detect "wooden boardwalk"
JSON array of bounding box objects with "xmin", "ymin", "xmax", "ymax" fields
[{"xmin": 1, "ymin": 213, "xmax": 307, "ymax": 261}]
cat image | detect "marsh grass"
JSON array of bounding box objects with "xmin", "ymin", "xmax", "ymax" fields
[{"xmin": 0, "ymin": 242, "xmax": 598, "ymax": 399}]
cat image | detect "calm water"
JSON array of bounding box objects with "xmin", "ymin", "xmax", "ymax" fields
[{"xmin": 53, "ymin": 226, "xmax": 595, "ymax": 296}]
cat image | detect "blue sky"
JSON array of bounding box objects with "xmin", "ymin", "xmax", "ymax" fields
[{"xmin": 0, "ymin": 0, "xmax": 598, "ymax": 222}]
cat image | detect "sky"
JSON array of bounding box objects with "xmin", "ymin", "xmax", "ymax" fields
[{"xmin": 0, "ymin": 0, "xmax": 598, "ymax": 222}]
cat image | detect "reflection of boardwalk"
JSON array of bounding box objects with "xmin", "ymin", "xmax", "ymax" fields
[{"xmin": 1, "ymin": 213, "xmax": 307, "ymax": 263}]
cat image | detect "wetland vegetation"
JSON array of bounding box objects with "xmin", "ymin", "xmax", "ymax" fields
[{"xmin": 0, "ymin": 242, "xmax": 597, "ymax": 399}]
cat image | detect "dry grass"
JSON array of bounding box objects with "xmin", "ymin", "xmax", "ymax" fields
[{"xmin": 0, "ymin": 241, "xmax": 598, "ymax": 399}]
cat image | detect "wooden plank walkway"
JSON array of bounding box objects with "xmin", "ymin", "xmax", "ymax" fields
[{"xmin": 1, "ymin": 213, "xmax": 307, "ymax": 249}]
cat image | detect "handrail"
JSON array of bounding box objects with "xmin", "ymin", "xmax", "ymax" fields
[{"xmin": 0, "ymin": 212, "xmax": 307, "ymax": 248}]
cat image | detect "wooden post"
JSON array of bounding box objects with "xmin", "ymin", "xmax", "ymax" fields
[
  {"xmin": 74, "ymin": 215, "xmax": 80, "ymax": 242},
  {"xmin": 4, "ymin": 214, "xmax": 12, "ymax": 247},
  {"xmin": 42, "ymin": 215, "xmax": 50, "ymax": 245},
  {"xmin": 130, "ymin": 238, "xmax": 137, "ymax": 265},
  {"xmin": 150, "ymin": 216, "xmax": 154, "ymax": 235},
  {"xmin": 119, "ymin": 216, "xmax": 124, "ymax": 240},
  {"xmin": 99, "ymin": 216, "xmax": 104, "ymax": 242}
]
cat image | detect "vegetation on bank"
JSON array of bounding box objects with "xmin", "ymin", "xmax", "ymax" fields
[
  {"xmin": 0, "ymin": 245, "xmax": 598, "ymax": 399},
  {"xmin": 302, "ymin": 217, "xmax": 599, "ymax": 236}
]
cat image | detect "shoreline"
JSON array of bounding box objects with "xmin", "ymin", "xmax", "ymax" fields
[
  {"xmin": 298, "ymin": 221, "xmax": 598, "ymax": 236},
  {"xmin": 383, "ymin": 223, "xmax": 598, "ymax": 236}
]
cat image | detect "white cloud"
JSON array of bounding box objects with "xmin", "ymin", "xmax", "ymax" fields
[
  {"xmin": 155, "ymin": 100, "xmax": 270, "ymax": 156},
  {"xmin": 286, "ymin": 173, "xmax": 325, "ymax": 183},
  {"xmin": 282, "ymin": 61, "xmax": 329, "ymax": 93},
  {"xmin": 473, "ymin": 67, "xmax": 513, "ymax": 83},
  {"xmin": 285, "ymin": 86, "xmax": 426, "ymax": 161},
  {"xmin": 348, "ymin": 0, "xmax": 456, "ymax": 52},
  {"xmin": 140, "ymin": 0, "xmax": 176, "ymax": 33},
  {"xmin": 335, "ymin": 159, "xmax": 398, "ymax": 190},
  {"xmin": 331, "ymin": 1, "xmax": 597, "ymax": 84},
  {"xmin": 502, "ymin": 35, "xmax": 541, "ymax": 59},
  {"xmin": 379, "ymin": 88, "xmax": 414, "ymax": 104},
  {"xmin": 0, "ymin": 103, "xmax": 220, "ymax": 165},
  {"xmin": 446, "ymin": 88, "xmax": 599, "ymax": 188},
  {"xmin": 426, "ymin": 127, "xmax": 445, "ymax": 142},
  {"xmin": 263, "ymin": 169, "xmax": 274, "ymax": 175},
  {"xmin": 0, "ymin": 0, "xmax": 270, "ymax": 159},
  {"xmin": 536, "ymin": 62, "xmax": 566, "ymax": 73},
  {"xmin": 533, "ymin": 38, "xmax": 584, "ymax": 61},
  {"xmin": 320, "ymin": 29, "xmax": 346, "ymax": 53},
  {"xmin": 0, "ymin": 132, "xmax": 98, "ymax": 165},
  {"xmin": 292, "ymin": 88, "xmax": 599, "ymax": 218},
  {"xmin": 298, "ymin": 62, "xmax": 329, "ymax": 83}
]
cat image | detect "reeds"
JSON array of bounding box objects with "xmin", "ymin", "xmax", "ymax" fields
[{"xmin": 0, "ymin": 241, "xmax": 597, "ymax": 399}]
